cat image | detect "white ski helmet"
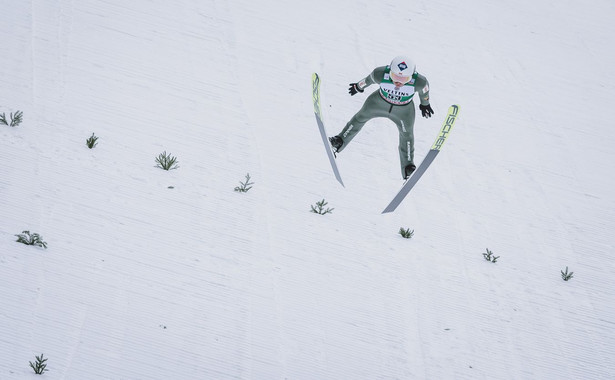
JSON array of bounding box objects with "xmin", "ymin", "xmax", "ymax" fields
[{"xmin": 390, "ymin": 55, "xmax": 416, "ymax": 83}]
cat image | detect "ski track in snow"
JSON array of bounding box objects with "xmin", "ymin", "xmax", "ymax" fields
[{"xmin": 1, "ymin": 0, "xmax": 615, "ymax": 379}]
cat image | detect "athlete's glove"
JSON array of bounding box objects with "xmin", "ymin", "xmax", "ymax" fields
[
  {"xmin": 419, "ymin": 104, "xmax": 434, "ymax": 118},
  {"xmin": 348, "ymin": 83, "xmax": 364, "ymax": 96}
]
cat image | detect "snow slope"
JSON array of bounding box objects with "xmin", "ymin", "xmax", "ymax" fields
[{"xmin": 1, "ymin": 0, "xmax": 615, "ymax": 379}]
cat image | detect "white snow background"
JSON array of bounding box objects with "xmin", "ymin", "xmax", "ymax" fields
[{"xmin": 2, "ymin": 0, "xmax": 615, "ymax": 379}]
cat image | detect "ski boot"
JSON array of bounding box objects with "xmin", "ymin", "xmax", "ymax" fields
[
  {"xmin": 403, "ymin": 163, "xmax": 416, "ymax": 180},
  {"xmin": 329, "ymin": 136, "xmax": 344, "ymax": 153}
]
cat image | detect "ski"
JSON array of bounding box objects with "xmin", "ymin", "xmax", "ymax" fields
[
  {"xmin": 382, "ymin": 104, "xmax": 460, "ymax": 213},
  {"xmin": 312, "ymin": 73, "xmax": 344, "ymax": 187}
]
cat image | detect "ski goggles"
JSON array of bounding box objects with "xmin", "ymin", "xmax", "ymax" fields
[{"xmin": 390, "ymin": 71, "xmax": 411, "ymax": 84}]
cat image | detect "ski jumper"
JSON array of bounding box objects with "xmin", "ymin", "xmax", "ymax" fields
[{"xmin": 336, "ymin": 66, "xmax": 431, "ymax": 177}]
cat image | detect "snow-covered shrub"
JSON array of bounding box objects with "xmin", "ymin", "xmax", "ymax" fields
[{"xmin": 15, "ymin": 231, "xmax": 48, "ymax": 249}]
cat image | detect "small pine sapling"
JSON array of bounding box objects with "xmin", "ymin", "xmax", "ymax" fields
[
  {"xmin": 561, "ymin": 266, "xmax": 574, "ymax": 281},
  {"xmin": 29, "ymin": 353, "xmax": 48, "ymax": 375},
  {"xmin": 15, "ymin": 231, "xmax": 48, "ymax": 249},
  {"xmin": 10, "ymin": 110, "xmax": 23, "ymax": 126},
  {"xmin": 155, "ymin": 151, "xmax": 179, "ymax": 170},
  {"xmin": 311, "ymin": 199, "xmax": 334, "ymax": 215},
  {"xmin": 482, "ymin": 248, "xmax": 499, "ymax": 263},
  {"xmin": 399, "ymin": 227, "xmax": 414, "ymax": 239},
  {"xmin": 86, "ymin": 133, "xmax": 99, "ymax": 148},
  {"xmin": 234, "ymin": 173, "xmax": 254, "ymax": 193}
]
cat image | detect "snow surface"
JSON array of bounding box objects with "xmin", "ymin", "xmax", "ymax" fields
[{"xmin": 2, "ymin": 0, "xmax": 615, "ymax": 379}]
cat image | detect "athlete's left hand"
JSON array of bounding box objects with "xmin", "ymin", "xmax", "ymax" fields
[{"xmin": 420, "ymin": 104, "xmax": 434, "ymax": 118}]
